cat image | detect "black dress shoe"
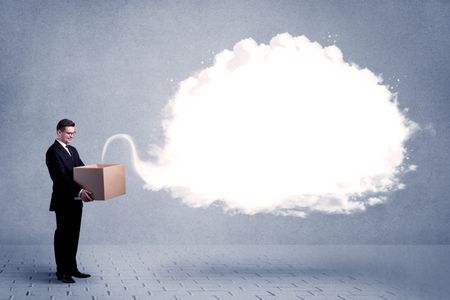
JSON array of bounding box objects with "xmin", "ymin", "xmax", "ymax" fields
[
  {"xmin": 71, "ymin": 271, "xmax": 91, "ymax": 278},
  {"xmin": 56, "ymin": 273, "xmax": 75, "ymax": 283}
]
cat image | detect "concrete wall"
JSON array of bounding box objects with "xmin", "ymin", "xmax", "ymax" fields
[{"xmin": 1, "ymin": 0, "xmax": 449, "ymax": 244}]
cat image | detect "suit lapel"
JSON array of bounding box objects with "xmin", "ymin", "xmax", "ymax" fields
[{"xmin": 54, "ymin": 140, "xmax": 74, "ymax": 168}]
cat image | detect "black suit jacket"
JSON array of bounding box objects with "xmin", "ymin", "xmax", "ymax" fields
[{"xmin": 46, "ymin": 140, "xmax": 85, "ymax": 211}]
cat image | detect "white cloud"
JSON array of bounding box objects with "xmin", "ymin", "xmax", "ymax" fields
[
  {"xmin": 103, "ymin": 33, "xmax": 417, "ymax": 217},
  {"xmin": 368, "ymin": 197, "xmax": 386, "ymax": 206}
]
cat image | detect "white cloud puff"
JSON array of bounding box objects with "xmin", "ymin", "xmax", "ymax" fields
[{"xmin": 103, "ymin": 33, "xmax": 417, "ymax": 217}]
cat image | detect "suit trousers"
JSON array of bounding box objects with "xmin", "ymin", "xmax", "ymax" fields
[{"xmin": 54, "ymin": 204, "xmax": 82, "ymax": 274}]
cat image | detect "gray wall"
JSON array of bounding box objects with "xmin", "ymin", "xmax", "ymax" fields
[{"xmin": 1, "ymin": 0, "xmax": 449, "ymax": 244}]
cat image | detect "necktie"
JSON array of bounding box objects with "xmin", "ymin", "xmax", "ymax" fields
[{"xmin": 66, "ymin": 146, "xmax": 73, "ymax": 160}]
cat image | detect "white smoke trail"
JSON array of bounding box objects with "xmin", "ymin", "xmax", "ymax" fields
[{"xmin": 103, "ymin": 33, "xmax": 418, "ymax": 217}]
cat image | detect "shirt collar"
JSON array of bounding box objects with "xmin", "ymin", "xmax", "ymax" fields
[{"xmin": 56, "ymin": 139, "xmax": 69, "ymax": 148}]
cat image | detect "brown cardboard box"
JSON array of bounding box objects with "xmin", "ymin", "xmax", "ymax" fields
[{"xmin": 74, "ymin": 164, "xmax": 126, "ymax": 200}]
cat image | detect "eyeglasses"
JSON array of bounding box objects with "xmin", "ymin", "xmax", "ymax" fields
[{"xmin": 64, "ymin": 131, "xmax": 76, "ymax": 136}]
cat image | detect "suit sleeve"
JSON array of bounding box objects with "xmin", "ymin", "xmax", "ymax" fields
[
  {"xmin": 70, "ymin": 146, "xmax": 85, "ymax": 167},
  {"xmin": 77, "ymin": 152, "xmax": 85, "ymax": 167},
  {"xmin": 46, "ymin": 148, "xmax": 82, "ymax": 198}
]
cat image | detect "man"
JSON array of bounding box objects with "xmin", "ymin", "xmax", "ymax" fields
[{"xmin": 46, "ymin": 119, "xmax": 93, "ymax": 283}]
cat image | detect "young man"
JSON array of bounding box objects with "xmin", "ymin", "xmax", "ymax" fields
[{"xmin": 46, "ymin": 119, "xmax": 93, "ymax": 283}]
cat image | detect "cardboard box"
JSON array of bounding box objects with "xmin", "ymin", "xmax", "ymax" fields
[{"xmin": 74, "ymin": 164, "xmax": 126, "ymax": 200}]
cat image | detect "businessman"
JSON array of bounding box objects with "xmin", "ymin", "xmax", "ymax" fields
[{"xmin": 46, "ymin": 119, "xmax": 93, "ymax": 283}]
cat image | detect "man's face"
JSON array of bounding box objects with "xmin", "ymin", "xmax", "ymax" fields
[{"xmin": 57, "ymin": 126, "xmax": 76, "ymax": 144}]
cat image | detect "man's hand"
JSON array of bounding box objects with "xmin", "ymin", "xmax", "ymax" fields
[{"xmin": 80, "ymin": 189, "xmax": 94, "ymax": 202}]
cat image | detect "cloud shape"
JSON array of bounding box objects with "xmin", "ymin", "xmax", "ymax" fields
[{"xmin": 103, "ymin": 33, "xmax": 418, "ymax": 217}]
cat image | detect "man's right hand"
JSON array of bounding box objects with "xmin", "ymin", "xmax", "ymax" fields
[{"xmin": 80, "ymin": 189, "xmax": 94, "ymax": 202}]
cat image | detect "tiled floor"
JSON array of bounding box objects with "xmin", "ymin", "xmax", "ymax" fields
[{"xmin": 0, "ymin": 245, "xmax": 449, "ymax": 299}]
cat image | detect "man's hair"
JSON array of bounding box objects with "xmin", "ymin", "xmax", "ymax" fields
[{"xmin": 56, "ymin": 119, "xmax": 75, "ymax": 132}]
